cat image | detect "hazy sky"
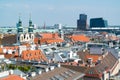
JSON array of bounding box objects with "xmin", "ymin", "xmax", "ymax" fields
[{"xmin": 0, "ymin": 0, "xmax": 120, "ymax": 26}]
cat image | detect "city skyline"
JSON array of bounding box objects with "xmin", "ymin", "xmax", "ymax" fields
[{"xmin": 0, "ymin": 0, "xmax": 120, "ymax": 26}]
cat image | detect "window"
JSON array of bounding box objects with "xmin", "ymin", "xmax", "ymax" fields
[
  {"xmin": 18, "ymin": 36, "xmax": 19, "ymax": 40},
  {"xmin": 20, "ymin": 36, "xmax": 24, "ymax": 41},
  {"xmin": 89, "ymin": 71, "xmax": 93, "ymax": 74},
  {"xmin": 24, "ymin": 35, "xmax": 26, "ymax": 39},
  {"xmin": 27, "ymin": 37, "xmax": 29, "ymax": 40},
  {"xmin": 38, "ymin": 40, "xmax": 40, "ymax": 44}
]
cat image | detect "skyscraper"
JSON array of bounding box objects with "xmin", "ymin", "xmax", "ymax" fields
[
  {"xmin": 90, "ymin": 18, "xmax": 108, "ymax": 28},
  {"xmin": 77, "ymin": 14, "xmax": 87, "ymax": 30}
]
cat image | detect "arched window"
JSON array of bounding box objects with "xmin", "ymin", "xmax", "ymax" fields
[
  {"xmin": 21, "ymin": 36, "xmax": 24, "ymax": 41},
  {"xmin": 27, "ymin": 37, "xmax": 29, "ymax": 40},
  {"xmin": 24, "ymin": 34, "xmax": 26, "ymax": 39}
]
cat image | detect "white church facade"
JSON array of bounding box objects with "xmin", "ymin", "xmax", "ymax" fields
[{"xmin": 16, "ymin": 17, "xmax": 34, "ymax": 44}]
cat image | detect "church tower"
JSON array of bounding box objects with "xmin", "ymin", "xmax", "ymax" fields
[
  {"xmin": 16, "ymin": 14, "xmax": 35, "ymax": 44},
  {"xmin": 16, "ymin": 15, "xmax": 24, "ymax": 44},
  {"xmin": 28, "ymin": 15, "xmax": 34, "ymax": 33},
  {"xmin": 17, "ymin": 16, "xmax": 23, "ymax": 33},
  {"xmin": 28, "ymin": 15, "xmax": 34, "ymax": 44}
]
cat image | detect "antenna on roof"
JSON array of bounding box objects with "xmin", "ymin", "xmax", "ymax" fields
[
  {"xmin": 19, "ymin": 13, "xmax": 21, "ymax": 20},
  {"xmin": 43, "ymin": 21, "xmax": 46, "ymax": 29},
  {"xmin": 29, "ymin": 13, "xmax": 31, "ymax": 20}
]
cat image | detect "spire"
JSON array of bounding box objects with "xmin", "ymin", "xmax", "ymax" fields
[
  {"xmin": 29, "ymin": 13, "xmax": 31, "ymax": 21},
  {"xmin": 18, "ymin": 13, "xmax": 22, "ymax": 26},
  {"xmin": 43, "ymin": 22, "xmax": 46, "ymax": 29},
  {"xmin": 29, "ymin": 13, "xmax": 32, "ymax": 27},
  {"xmin": 17, "ymin": 13, "xmax": 23, "ymax": 33},
  {"xmin": 19, "ymin": 13, "xmax": 21, "ymax": 21},
  {"xmin": 28, "ymin": 13, "xmax": 33, "ymax": 33}
]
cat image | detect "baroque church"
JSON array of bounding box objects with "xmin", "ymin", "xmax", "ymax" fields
[{"xmin": 16, "ymin": 16, "xmax": 34, "ymax": 44}]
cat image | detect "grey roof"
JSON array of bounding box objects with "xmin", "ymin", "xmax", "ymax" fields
[
  {"xmin": 31, "ymin": 67, "xmax": 84, "ymax": 80},
  {"xmin": 13, "ymin": 69, "xmax": 26, "ymax": 76},
  {"xmin": 89, "ymin": 47, "xmax": 106, "ymax": 54},
  {"xmin": 89, "ymin": 47, "xmax": 119, "ymax": 58},
  {"xmin": 84, "ymin": 52, "xmax": 118, "ymax": 78}
]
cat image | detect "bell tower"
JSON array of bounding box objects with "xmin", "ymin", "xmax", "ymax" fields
[
  {"xmin": 17, "ymin": 14, "xmax": 23, "ymax": 33},
  {"xmin": 16, "ymin": 14, "xmax": 24, "ymax": 44},
  {"xmin": 28, "ymin": 14, "xmax": 34, "ymax": 44},
  {"xmin": 16, "ymin": 14, "xmax": 35, "ymax": 44},
  {"xmin": 28, "ymin": 14, "xmax": 34, "ymax": 33}
]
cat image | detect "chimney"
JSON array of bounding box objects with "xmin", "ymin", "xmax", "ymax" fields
[
  {"xmin": 87, "ymin": 48, "xmax": 90, "ymax": 52},
  {"xmin": 49, "ymin": 66, "xmax": 55, "ymax": 71},
  {"xmin": 57, "ymin": 63, "xmax": 61, "ymax": 67},
  {"xmin": 102, "ymin": 51, "xmax": 108, "ymax": 58},
  {"xmin": 20, "ymin": 73, "xmax": 23, "ymax": 78},
  {"xmin": 9, "ymin": 70, "xmax": 13, "ymax": 75},
  {"xmin": 87, "ymin": 58, "xmax": 93, "ymax": 65},
  {"xmin": 97, "ymin": 57, "xmax": 102, "ymax": 64},
  {"xmin": 101, "ymin": 48, "xmax": 105, "ymax": 54}
]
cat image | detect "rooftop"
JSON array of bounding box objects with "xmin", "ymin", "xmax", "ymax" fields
[
  {"xmin": 0, "ymin": 74, "xmax": 24, "ymax": 80},
  {"xmin": 68, "ymin": 34, "xmax": 90, "ymax": 42},
  {"xmin": 31, "ymin": 67, "xmax": 84, "ymax": 80}
]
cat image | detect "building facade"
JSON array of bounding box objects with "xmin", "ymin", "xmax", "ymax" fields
[
  {"xmin": 77, "ymin": 14, "xmax": 87, "ymax": 30},
  {"xmin": 90, "ymin": 18, "xmax": 108, "ymax": 28},
  {"xmin": 16, "ymin": 17, "xmax": 34, "ymax": 44}
]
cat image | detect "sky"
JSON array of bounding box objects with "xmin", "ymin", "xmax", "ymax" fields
[{"xmin": 0, "ymin": 0, "xmax": 120, "ymax": 27}]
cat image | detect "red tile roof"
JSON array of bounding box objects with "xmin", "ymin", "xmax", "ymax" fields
[
  {"xmin": 1, "ymin": 46, "xmax": 19, "ymax": 57},
  {"xmin": 86, "ymin": 55, "xmax": 101, "ymax": 63},
  {"xmin": 22, "ymin": 49, "xmax": 47, "ymax": 61},
  {"xmin": 3, "ymin": 46, "xmax": 19, "ymax": 50},
  {"xmin": 40, "ymin": 38, "xmax": 64, "ymax": 44},
  {"xmin": 34, "ymin": 38, "xmax": 39, "ymax": 44},
  {"xmin": 40, "ymin": 33, "xmax": 59, "ymax": 39},
  {"xmin": 4, "ymin": 54, "xmax": 14, "ymax": 59},
  {"xmin": 34, "ymin": 33, "xmax": 64, "ymax": 44},
  {"xmin": 69, "ymin": 34, "xmax": 90, "ymax": 42},
  {"xmin": 0, "ymin": 75, "xmax": 24, "ymax": 80}
]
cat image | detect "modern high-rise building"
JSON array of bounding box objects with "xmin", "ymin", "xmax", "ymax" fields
[
  {"xmin": 77, "ymin": 14, "xmax": 87, "ymax": 30},
  {"xmin": 90, "ymin": 18, "xmax": 108, "ymax": 28}
]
